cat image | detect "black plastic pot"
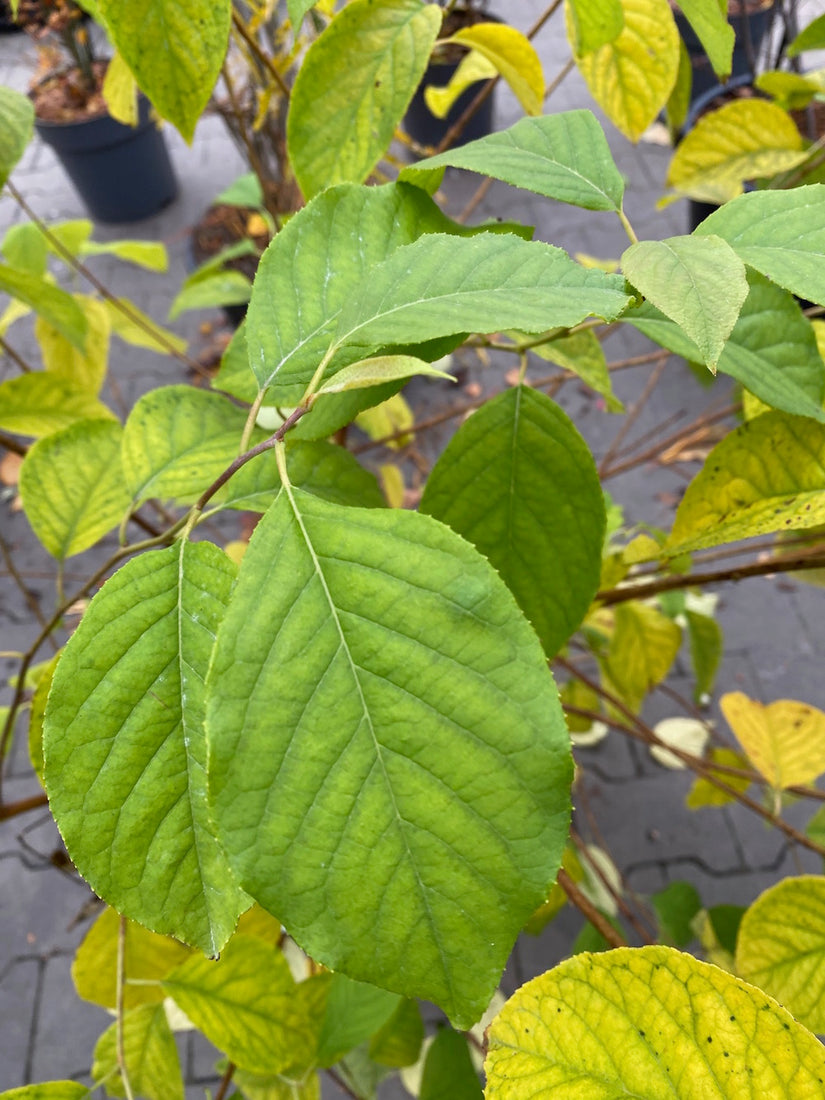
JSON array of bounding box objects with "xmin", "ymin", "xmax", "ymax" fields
[
  {"xmin": 0, "ymin": 1, "xmax": 21, "ymax": 33},
  {"xmin": 675, "ymin": 0, "xmax": 779, "ymax": 104},
  {"xmin": 404, "ymin": 60, "xmax": 495, "ymax": 150},
  {"xmin": 34, "ymin": 95, "xmax": 177, "ymax": 222}
]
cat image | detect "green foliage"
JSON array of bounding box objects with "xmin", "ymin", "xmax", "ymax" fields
[{"xmin": 0, "ymin": 87, "xmax": 34, "ymax": 188}]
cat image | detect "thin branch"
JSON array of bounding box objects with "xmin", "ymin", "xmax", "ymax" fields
[
  {"xmin": 600, "ymin": 402, "xmax": 739, "ymax": 479},
  {"xmin": 570, "ymin": 829, "xmax": 656, "ymax": 944},
  {"xmin": 0, "ymin": 792, "xmax": 49, "ymax": 821},
  {"xmin": 213, "ymin": 1062, "xmax": 236, "ymax": 1100},
  {"xmin": 0, "ymin": 432, "xmax": 26, "ymax": 456},
  {"xmin": 557, "ymin": 868, "xmax": 627, "ymax": 947},
  {"xmin": 598, "ymin": 355, "xmax": 668, "ymax": 477},
  {"xmin": 0, "ymin": 337, "xmax": 32, "ymax": 372},
  {"xmin": 231, "ymin": 7, "xmax": 290, "ymax": 99}
]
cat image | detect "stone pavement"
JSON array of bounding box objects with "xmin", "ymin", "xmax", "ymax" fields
[{"xmin": 2, "ymin": 2, "xmax": 825, "ymax": 1093}]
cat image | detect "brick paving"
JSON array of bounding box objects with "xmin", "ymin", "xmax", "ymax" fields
[{"xmin": 2, "ymin": 3, "xmax": 825, "ymax": 1093}]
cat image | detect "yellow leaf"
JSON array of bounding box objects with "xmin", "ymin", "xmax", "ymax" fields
[
  {"xmin": 602, "ymin": 601, "xmax": 681, "ymax": 711},
  {"xmin": 102, "ymin": 50, "xmax": 138, "ymax": 127},
  {"xmin": 569, "ymin": 0, "xmax": 680, "ymax": 142},
  {"xmin": 686, "ymin": 746, "xmax": 751, "ymax": 808},
  {"xmin": 423, "ymin": 51, "xmax": 497, "ymax": 120},
  {"xmin": 379, "ymin": 463, "xmax": 404, "ymax": 508},
  {"xmin": 667, "ymin": 99, "xmax": 807, "ymax": 203},
  {"xmin": 35, "ymin": 294, "xmax": 110, "ymax": 394},
  {"xmin": 354, "ymin": 393, "xmax": 414, "ymax": 450},
  {"xmin": 445, "ymin": 23, "xmax": 545, "ymax": 117},
  {"xmin": 721, "ymin": 692, "xmax": 825, "ymax": 789}
]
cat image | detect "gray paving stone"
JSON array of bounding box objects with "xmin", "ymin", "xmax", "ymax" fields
[
  {"xmin": 29, "ymin": 953, "xmax": 105, "ymax": 1084},
  {"xmin": 0, "ymin": 956, "xmax": 39, "ymax": 1089}
]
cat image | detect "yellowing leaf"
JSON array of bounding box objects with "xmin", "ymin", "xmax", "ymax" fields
[
  {"xmin": 35, "ymin": 294, "xmax": 110, "ymax": 394},
  {"xmin": 446, "ymin": 24, "xmax": 544, "ymax": 117},
  {"xmin": 720, "ymin": 693, "xmax": 825, "ymax": 789},
  {"xmin": 686, "ymin": 746, "xmax": 751, "ymax": 808},
  {"xmin": 423, "ymin": 51, "xmax": 496, "ymax": 119},
  {"xmin": 570, "ymin": 0, "xmax": 680, "ymax": 142},
  {"xmin": 102, "ymin": 49, "xmax": 138, "ymax": 126},
  {"xmin": 602, "ymin": 601, "xmax": 681, "ymax": 711},
  {"xmin": 92, "ymin": 1003, "xmax": 183, "ymax": 1100},
  {"xmin": 736, "ymin": 876, "xmax": 825, "ymax": 1033},
  {"xmin": 667, "ymin": 99, "xmax": 807, "ymax": 203},
  {"xmin": 354, "ymin": 393, "xmax": 414, "ymax": 450}
]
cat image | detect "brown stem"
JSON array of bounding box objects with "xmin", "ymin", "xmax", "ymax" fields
[
  {"xmin": 213, "ymin": 1062, "xmax": 236, "ymax": 1100},
  {"xmin": 0, "ymin": 432, "xmax": 26, "ymax": 456},
  {"xmin": 231, "ymin": 8, "xmax": 290, "ymax": 99},
  {"xmin": 0, "ymin": 337, "xmax": 33, "ymax": 372},
  {"xmin": 0, "ymin": 793, "xmax": 49, "ymax": 821},
  {"xmin": 557, "ymin": 868, "xmax": 627, "ymax": 947},
  {"xmin": 598, "ymin": 356, "xmax": 668, "ymax": 477},
  {"xmin": 570, "ymin": 828, "xmax": 656, "ymax": 944},
  {"xmin": 600, "ymin": 402, "xmax": 739, "ymax": 479}
]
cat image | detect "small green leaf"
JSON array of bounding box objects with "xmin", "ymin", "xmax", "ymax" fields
[
  {"xmin": 788, "ymin": 12, "xmax": 825, "ymax": 56},
  {"xmin": 667, "ymin": 412, "xmax": 825, "ymax": 555},
  {"xmin": 207, "ymin": 487, "xmax": 572, "ymax": 1028},
  {"xmin": 402, "ymin": 111, "xmax": 625, "ymax": 214},
  {"xmin": 287, "ymin": 0, "xmax": 316, "ymax": 32},
  {"xmin": 602, "ymin": 601, "xmax": 681, "ymax": 712},
  {"xmin": 369, "ymin": 1000, "xmax": 424, "ymax": 1068},
  {"xmin": 0, "ymin": 264, "xmax": 87, "ymax": 349},
  {"xmin": 81, "ymin": 239, "xmax": 168, "ymax": 272},
  {"xmin": 92, "ymin": 1004, "xmax": 183, "ymax": 1100},
  {"xmin": 314, "ymin": 355, "xmax": 454, "ymax": 397},
  {"xmin": 316, "ymin": 975, "xmax": 400, "ymax": 1068},
  {"xmin": 0, "ymin": 373, "xmax": 115, "ymax": 438},
  {"xmin": 419, "ymin": 1028, "xmax": 481, "ymax": 1100},
  {"xmin": 621, "ymin": 234, "xmax": 748, "ymax": 369},
  {"xmin": 216, "ymin": 172, "xmax": 264, "ymax": 208},
  {"xmin": 484, "ymin": 945, "xmax": 825, "ymax": 1098},
  {"xmin": 527, "ymin": 329, "xmax": 623, "ymax": 410},
  {"xmin": 288, "ymin": 0, "xmax": 441, "ymax": 199},
  {"xmin": 665, "ymin": 37, "xmax": 693, "ymax": 136},
  {"xmin": 686, "ymin": 609, "xmax": 722, "ymax": 701},
  {"xmin": 445, "ymin": 24, "xmax": 544, "ymax": 116},
  {"xmin": 168, "ymin": 268, "xmax": 251, "ymax": 319},
  {"xmin": 652, "ymin": 881, "xmax": 702, "ymax": 947},
  {"xmin": 736, "ymin": 876, "xmax": 825, "ymax": 1032},
  {"xmin": 2, "ymin": 223, "xmax": 47, "ymax": 276},
  {"xmin": 675, "ymin": 0, "xmax": 735, "ymax": 78},
  {"xmin": 97, "ymin": 0, "xmax": 232, "ymax": 141},
  {"xmin": 105, "ymin": 299, "xmax": 187, "ymax": 356},
  {"xmin": 28, "ymin": 653, "xmax": 59, "ymax": 786},
  {"xmin": 567, "ymin": 0, "xmax": 623, "ymax": 54},
  {"xmin": 0, "ymin": 1086, "xmax": 88, "ymax": 1100},
  {"xmin": 35, "ymin": 295, "xmax": 110, "ymax": 394},
  {"xmin": 19, "ymin": 420, "xmax": 131, "ymax": 559},
  {"xmin": 0, "ymin": 86, "xmax": 34, "ymax": 189},
  {"xmin": 421, "ymin": 386, "xmax": 605, "ymax": 657},
  {"xmin": 44, "ymin": 541, "xmax": 246, "ymax": 954}
]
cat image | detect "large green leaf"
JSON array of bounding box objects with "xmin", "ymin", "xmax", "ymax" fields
[
  {"xmin": 97, "ymin": 0, "xmax": 231, "ymax": 142},
  {"xmin": 0, "ymin": 373, "xmax": 115, "ymax": 438},
  {"xmin": 207, "ymin": 485, "xmax": 572, "ymax": 1028},
  {"xmin": 621, "ymin": 234, "xmax": 748, "ymax": 370},
  {"xmin": 20, "ymin": 420, "xmax": 131, "ymax": 559},
  {"xmin": 625, "ymin": 272, "xmax": 825, "ymax": 422},
  {"xmin": 527, "ymin": 329, "xmax": 622, "ymax": 410},
  {"xmin": 287, "ymin": 0, "xmax": 441, "ymax": 199},
  {"xmin": 92, "ymin": 1004, "xmax": 183, "ymax": 1100},
  {"xmin": 695, "ymin": 185, "xmax": 825, "ymax": 307},
  {"xmin": 43, "ymin": 541, "xmax": 246, "ymax": 955},
  {"xmin": 162, "ymin": 936, "xmax": 320, "ymax": 1075},
  {"xmin": 0, "ymin": 87, "xmax": 34, "ymax": 189},
  {"xmin": 0, "ymin": 264, "xmax": 87, "ymax": 349},
  {"xmin": 420, "ymin": 386, "xmax": 605, "ymax": 657},
  {"xmin": 485, "ymin": 945, "xmax": 825, "ymax": 1097},
  {"xmin": 567, "ymin": 0, "xmax": 623, "ymax": 54},
  {"xmin": 736, "ymin": 876, "xmax": 825, "ymax": 1032},
  {"xmin": 402, "ymin": 111, "xmax": 625, "ymax": 214},
  {"xmin": 666, "ymin": 412, "xmax": 825, "ymax": 554},
  {"xmin": 420, "ymin": 1028, "xmax": 481, "ymax": 1100},
  {"xmin": 675, "ymin": 0, "xmax": 735, "ymax": 78}
]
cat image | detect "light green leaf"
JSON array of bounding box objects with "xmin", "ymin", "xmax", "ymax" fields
[
  {"xmin": 485, "ymin": 945, "xmax": 825, "ymax": 1097},
  {"xmin": 721, "ymin": 693, "xmax": 825, "ymax": 790},
  {"xmin": 232, "ymin": 1068, "xmax": 320, "ymax": 1100},
  {"xmin": 72, "ymin": 907, "xmax": 192, "ymax": 1011},
  {"xmin": 567, "ymin": 0, "xmax": 623, "ymax": 55},
  {"xmin": 571, "ymin": 0, "xmax": 680, "ymax": 142},
  {"xmin": 625, "ymin": 272, "xmax": 825, "ymax": 422},
  {"xmin": 0, "ymin": 373, "xmax": 115, "ymax": 438},
  {"xmin": 314, "ymin": 355, "xmax": 454, "ymax": 397},
  {"xmin": 420, "ymin": 1028, "xmax": 481, "ymax": 1100},
  {"xmin": 695, "ymin": 185, "xmax": 825, "ymax": 307},
  {"xmin": 421, "ymin": 386, "xmax": 605, "ymax": 657},
  {"xmin": 529, "ymin": 329, "xmax": 622, "ymax": 410},
  {"xmin": 756, "ymin": 69, "xmax": 825, "ymax": 111},
  {"xmin": 217, "ymin": 172, "xmax": 264, "ymax": 208},
  {"xmin": 788, "ymin": 12, "xmax": 825, "ymax": 56},
  {"xmin": 163, "ymin": 936, "xmax": 318, "ymax": 1075},
  {"xmin": 81, "ymin": 239, "xmax": 167, "ymax": 272},
  {"xmin": 207, "ymin": 487, "xmax": 572, "ymax": 1028},
  {"xmin": 652, "ymin": 880, "xmax": 702, "ymax": 947},
  {"xmin": 602, "ymin": 601, "xmax": 681, "ymax": 711},
  {"xmin": 169, "ymin": 268, "xmax": 251, "ymax": 319},
  {"xmin": 2, "ymin": 223, "xmax": 47, "ymax": 276},
  {"xmin": 0, "ymin": 86, "xmax": 34, "ymax": 189},
  {"xmin": 47, "ymin": 219, "xmax": 93, "ymax": 257},
  {"xmin": 105, "ymin": 299, "xmax": 187, "ymax": 356},
  {"xmin": 0, "ymin": 1086, "xmax": 88, "ymax": 1100},
  {"xmin": 102, "ymin": 49, "xmax": 138, "ymax": 125},
  {"xmin": 28, "ymin": 653, "xmax": 59, "ymax": 786},
  {"xmin": 19, "ymin": 420, "xmax": 131, "ymax": 559},
  {"xmin": 287, "ymin": 0, "xmax": 441, "ymax": 199},
  {"xmin": 35, "ymin": 294, "xmax": 110, "ymax": 394},
  {"xmin": 666, "ymin": 99, "xmax": 806, "ymax": 203},
  {"xmin": 43, "ymin": 541, "xmax": 247, "ymax": 955},
  {"xmin": 287, "ymin": 0, "xmax": 316, "ymax": 32},
  {"xmin": 621, "ymin": 234, "xmax": 748, "ymax": 369},
  {"xmin": 97, "ymin": 0, "xmax": 232, "ymax": 142},
  {"xmin": 369, "ymin": 1000, "xmax": 424, "ymax": 1068},
  {"xmin": 675, "ymin": 0, "xmax": 735, "ymax": 78},
  {"xmin": 665, "ymin": 37, "xmax": 693, "ymax": 136},
  {"xmin": 736, "ymin": 876, "xmax": 825, "ymax": 1033},
  {"xmin": 317, "ymin": 975, "xmax": 400, "ymax": 1067},
  {"xmin": 686, "ymin": 608, "xmax": 722, "ymax": 701},
  {"xmin": 402, "ymin": 111, "xmax": 626, "ymax": 214},
  {"xmin": 0, "ymin": 264, "xmax": 87, "ymax": 349},
  {"xmin": 445, "ymin": 24, "xmax": 544, "ymax": 116},
  {"xmin": 92, "ymin": 1005, "xmax": 183, "ymax": 1100},
  {"xmin": 686, "ymin": 746, "xmax": 751, "ymax": 809},
  {"xmin": 666, "ymin": 412, "xmax": 825, "ymax": 554}
]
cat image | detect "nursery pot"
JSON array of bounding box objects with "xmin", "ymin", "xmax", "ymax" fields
[
  {"xmin": 34, "ymin": 95, "xmax": 177, "ymax": 223},
  {"xmin": 0, "ymin": 0, "xmax": 21, "ymax": 32},
  {"xmin": 673, "ymin": 0, "xmax": 778, "ymax": 104}
]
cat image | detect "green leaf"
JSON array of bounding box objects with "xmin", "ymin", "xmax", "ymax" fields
[
  {"xmin": 602, "ymin": 601, "xmax": 681, "ymax": 712},
  {"xmin": 232, "ymin": 1067, "xmax": 320, "ymax": 1100},
  {"xmin": 314, "ymin": 355, "xmax": 454, "ymax": 397},
  {"xmin": 0, "ymin": 86, "xmax": 34, "ymax": 189},
  {"xmin": 72, "ymin": 907, "xmax": 192, "ymax": 1011},
  {"xmin": 527, "ymin": 329, "xmax": 623, "ymax": 410},
  {"xmin": 43, "ymin": 541, "xmax": 246, "ymax": 955},
  {"xmin": 216, "ymin": 172, "xmax": 264, "ymax": 208},
  {"xmin": 807, "ymin": 805, "xmax": 825, "ymax": 847},
  {"xmin": 163, "ymin": 936, "xmax": 319, "ymax": 1075},
  {"xmin": 28, "ymin": 653, "xmax": 59, "ymax": 786},
  {"xmin": 35, "ymin": 295, "xmax": 110, "ymax": 394},
  {"xmin": 567, "ymin": 0, "xmax": 623, "ymax": 55},
  {"xmin": 709, "ymin": 904, "xmax": 745, "ymax": 956},
  {"xmin": 369, "ymin": 1000, "xmax": 424, "ymax": 1068},
  {"xmin": 0, "ymin": 373, "xmax": 115, "ymax": 438},
  {"xmin": 788, "ymin": 12, "xmax": 825, "ymax": 57},
  {"xmin": 0, "ymin": 1086, "xmax": 88, "ymax": 1100},
  {"xmin": 287, "ymin": 0, "xmax": 316, "ymax": 32},
  {"xmin": 695, "ymin": 186, "xmax": 825, "ymax": 307},
  {"xmin": 621, "ymin": 235, "xmax": 748, "ymax": 370},
  {"xmin": 666, "ymin": 99, "xmax": 806, "ymax": 203},
  {"xmin": 207, "ymin": 486, "xmax": 572, "ymax": 1028},
  {"xmin": 0, "ymin": 264, "xmax": 87, "ymax": 349},
  {"xmin": 665, "ymin": 37, "xmax": 693, "ymax": 136},
  {"xmin": 419, "ymin": 1028, "xmax": 481, "ymax": 1100},
  {"xmin": 97, "ymin": 0, "xmax": 232, "ymax": 142},
  {"xmin": 666, "ymin": 412, "xmax": 825, "ymax": 554},
  {"xmin": 316, "ymin": 975, "xmax": 400, "ymax": 1068},
  {"xmin": 402, "ymin": 111, "xmax": 625, "ymax": 214},
  {"xmin": 81, "ymin": 239, "xmax": 168, "ymax": 272},
  {"xmin": 571, "ymin": 0, "xmax": 680, "ymax": 142},
  {"xmin": 485, "ymin": 945, "xmax": 825, "ymax": 1098},
  {"xmin": 652, "ymin": 881, "xmax": 702, "ymax": 947},
  {"xmin": 169, "ymin": 268, "xmax": 252, "ymax": 319},
  {"xmin": 721, "ymin": 693, "xmax": 825, "ymax": 790},
  {"xmin": 105, "ymin": 299, "xmax": 187, "ymax": 356},
  {"xmin": 686, "ymin": 608, "xmax": 722, "ymax": 701},
  {"xmin": 445, "ymin": 24, "xmax": 544, "ymax": 117},
  {"xmin": 92, "ymin": 1005, "xmax": 183, "ymax": 1100},
  {"xmin": 625, "ymin": 272, "xmax": 825, "ymax": 422},
  {"xmin": 421, "ymin": 386, "xmax": 605, "ymax": 657},
  {"xmin": 19, "ymin": 420, "xmax": 131, "ymax": 559},
  {"xmin": 287, "ymin": 0, "xmax": 441, "ymax": 199},
  {"xmin": 686, "ymin": 746, "xmax": 751, "ymax": 808},
  {"xmin": 736, "ymin": 876, "xmax": 825, "ymax": 1033},
  {"xmin": 675, "ymin": 0, "xmax": 735, "ymax": 78},
  {"xmin": 2, "ymin": 223, "xmax": 47, "ymax": 276}
]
